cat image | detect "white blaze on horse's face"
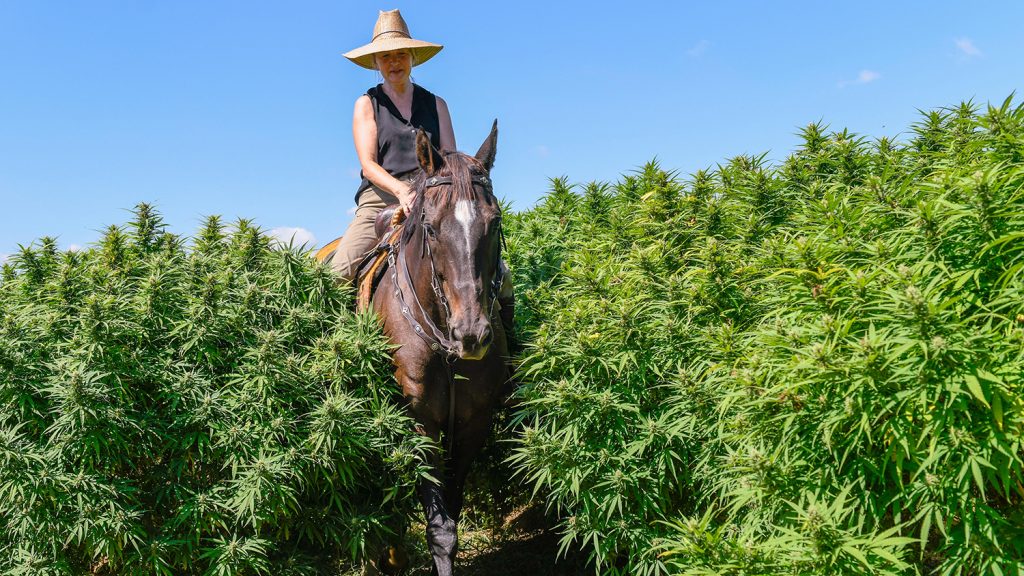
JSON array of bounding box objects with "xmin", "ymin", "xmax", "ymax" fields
[{"xmin": 454, "ymin": 199, "xmax": 475, "ymax": 258}]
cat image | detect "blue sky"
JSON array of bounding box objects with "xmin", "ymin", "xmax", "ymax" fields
[{"xmin": 2, "ymin": 1, "xmax": 1022, "ymax": 260}]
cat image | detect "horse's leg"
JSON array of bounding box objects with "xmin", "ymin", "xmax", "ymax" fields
[
  {"xmin": 443, "ymin": 412, "xmax": 493, "ymax": 526},
  {"xmin": 399, "ymin": 367, "xmax": 459, "ymax": 576},
  {"xmin": 415, "ymin": 423, "xmax": 459, "ymax": 576},
  {"xmin": 419, "ymin": 478, "xmax": 456, "ymax": 575}
]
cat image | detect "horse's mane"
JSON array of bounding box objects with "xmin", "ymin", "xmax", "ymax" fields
[{"xmin": 401, "ymin": 151, "xmax": 492, "ymax": 246}]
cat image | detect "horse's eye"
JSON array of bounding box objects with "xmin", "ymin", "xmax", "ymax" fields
[{"xmin": 424, "ymin": 223, "xmax": 437, "ymax": 238}]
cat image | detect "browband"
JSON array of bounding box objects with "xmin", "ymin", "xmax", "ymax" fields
[{"xmin": 424, "ymin": 175, "xmax": 491, "ymax": 189}]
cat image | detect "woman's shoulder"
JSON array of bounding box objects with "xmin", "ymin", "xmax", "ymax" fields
[
  {"xmin": 417, "ymin": 87, "xmax": 447, "ymax": 111},
  {"xmin": 355, "ymin": 84, "xmax": 383, "ymax": 108},
  {"xmin": 353, "ymin": 93, "xmax": 374, "ymax": 119},
  {"xmin": 414, "ymin": 84, "xmax": 446, "ymax": 114},
  {"xmin": 413, "ymin": 83, "xmax": 442, "ymax": 99}
]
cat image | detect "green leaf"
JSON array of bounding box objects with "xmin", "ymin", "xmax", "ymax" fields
[
  {"xmin": 920, "ymin": 510, "xmax": 933, "ymax": 553},
  {"xmin": 971, "ymin": 459, "xmax": 987, "ymax": 499},
  {"xmin": 964, "ymin": 373, "xmax": 989, "ymax": 407},
  {"xmin": 977, "ymin": 368, "xmax": 1004, "ymax": 385},
  {"xmin": 844, "ymin": 544, "xmax": 871, "ymax": 568},
  {"xmin": 992, "ymin": 393, "xmax": 1004, "ymax": 430}
]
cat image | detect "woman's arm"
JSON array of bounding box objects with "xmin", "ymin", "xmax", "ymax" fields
[
  {"xmin": 353, "ymin": 95, "xmax": 415, "ymax": 210},
  {"xmin": 436, "ymin": 96, "xmax": 456, "ymax": 152}
]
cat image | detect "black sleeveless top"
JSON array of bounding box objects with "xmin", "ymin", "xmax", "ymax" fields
[{"xmin": 356, "ymin": 83, "xmax": 441, "ymax": 200}]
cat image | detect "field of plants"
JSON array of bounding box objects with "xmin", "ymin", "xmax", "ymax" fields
[
  {"xmin": 504, "ymin": 96, "xmax": 1024, "ymax": 575},
  {"xmin": 0, "ymin": 211, "xmax": 434, "ymax": 575},
  {"xmin": 1, "ymin": 96, "xmax": 1022, "ymax": 575}
]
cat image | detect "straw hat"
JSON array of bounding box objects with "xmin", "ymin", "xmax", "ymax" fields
[{"xmin": 343, "ymin": 10, "xmax": 443, "ymax": 70}]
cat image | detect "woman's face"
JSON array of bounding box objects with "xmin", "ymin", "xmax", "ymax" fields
[{"xmin": 375, "ymin": 50, "xmax": 412, "ymax": 85}]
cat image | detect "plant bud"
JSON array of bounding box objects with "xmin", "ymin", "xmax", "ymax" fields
[{"xmin": 905, "ymin": 285, "xmax": 923, "ymax": 305}]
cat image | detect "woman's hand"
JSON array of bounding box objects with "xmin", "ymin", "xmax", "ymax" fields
[{"xmin": 395, "ymin": 181, "xmax": 416, "ymax": 215}]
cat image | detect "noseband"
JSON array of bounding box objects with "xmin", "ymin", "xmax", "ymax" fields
[{"xmin": 387, "ymin": 172, "xmax": 505, "ymax": 360}]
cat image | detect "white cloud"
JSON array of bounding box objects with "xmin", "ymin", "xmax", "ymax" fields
[
  {"xmin": 347, "ymin": 168, "xmax": 362, "ymax": 179},
  {"xmin": 0, "ymin": 253, "xmax": 10, "ymax": 265},
  {"xmin": 686, "ymin": 40, "xmax": 709, "ymax": 57},
  {"xmin": 269, "ymin": 226, "xmax": 317, "ymax": 247},
  {"xmin": 857, "ymin": 70, "xmax": 881, "ymax": 83},
  {"xmin": 955, "ymin": 37, "xmax": 981, "ymax": 58},
  {"xmin": 67, "ymin": 244, "xmax": 82, "ymax": 252},
  {"xmin": 346, "ymin": 205, "xmax": 358, "ymax": 216},
  {"xmin": 838, "ymin": 69, "xmax": 881, "ymax": 88}
]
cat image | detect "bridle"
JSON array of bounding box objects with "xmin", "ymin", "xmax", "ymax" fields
[
  {"xmin": 385, "ymin": 170, "xmax": 505, "ymax": 451},
  {"xmin": 387, "ymin": 172, "xmax": 505, "ymax": 361}
]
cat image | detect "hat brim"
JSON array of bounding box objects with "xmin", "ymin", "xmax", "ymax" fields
[{"xmin": 343, "ymin": 38, "xmax": 443, "ymax": 70}]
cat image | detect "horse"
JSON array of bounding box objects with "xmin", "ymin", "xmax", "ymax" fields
[{"xmin": 326, "ymin": 122, "xmax": 511, "ymax": 575}]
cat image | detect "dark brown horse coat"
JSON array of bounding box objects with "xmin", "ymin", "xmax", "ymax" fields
[{"xmin": 371, "ymin": 123, "xmax": 509, "ymax": 576}]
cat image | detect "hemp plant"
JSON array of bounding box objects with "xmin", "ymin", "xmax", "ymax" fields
[
  {"xmin": 503, "ymin": 95, "xmax": 1024, "ymax": 575},
  {"xmin": 0, "ymin": 205, "xmax": 433, "ymax": 575}
]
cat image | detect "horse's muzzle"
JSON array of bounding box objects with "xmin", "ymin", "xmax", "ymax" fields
[{"xmin": 453, "ymin": 322, "xmax": 492, "ymax": 361}]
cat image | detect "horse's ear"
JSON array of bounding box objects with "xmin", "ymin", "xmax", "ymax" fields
[
  {"xmin": 416, "ymin": 129, "xmax": 441, "ymax": 175},
  {"xmin": 474, "ymin": 119, "xmax": 498, "ymax": 172}
]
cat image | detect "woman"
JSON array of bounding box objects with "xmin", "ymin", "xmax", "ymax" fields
[{"xmin": 331, "ymin": 9, "xmax": 455, "ymax": 281}]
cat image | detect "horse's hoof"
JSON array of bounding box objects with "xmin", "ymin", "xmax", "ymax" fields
[
  {"xmin": 383, "ymin": 545, "xmax": 409, "ymax": 574},
  {"xmin": 365, "ymin": 545, "xmax": 408, "ymax": 576}
]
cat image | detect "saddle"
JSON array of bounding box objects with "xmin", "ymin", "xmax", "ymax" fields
[
  {"xmin": 314, "ymin": 205, "xmax": 405, "ymax": 312},
  {"xmin": 355, "ymin": 205, "xmax": 406, "ymax": 311}
]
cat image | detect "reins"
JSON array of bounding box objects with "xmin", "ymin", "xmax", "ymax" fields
[{"xmin": 387, "ymin": 171, "xmax": 504, "ymax": 451}]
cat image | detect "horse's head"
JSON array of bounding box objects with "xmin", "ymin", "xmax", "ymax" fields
[{"xmin": 405, "ymin": 121, "xmax": 502, "ymax": 360}]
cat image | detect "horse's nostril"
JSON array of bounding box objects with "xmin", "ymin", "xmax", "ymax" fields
[{"xmin": 454, "ymin": 324, "xmax": 492, "ymax": 359}]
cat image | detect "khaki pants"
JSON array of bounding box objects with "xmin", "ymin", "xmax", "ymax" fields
[{"xmin": 329, "ymin": 179, "xmax": 407, "ymax": 282}]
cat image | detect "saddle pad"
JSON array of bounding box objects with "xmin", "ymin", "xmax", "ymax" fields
[
  {"xmin": 356, "ymin": 225, "xmax": 404, "ymax": 312},
  {"xmin": 314, "ymin": 237, "xmax": 341, "ymax": 264},
  {"xmin": 314, "ymin": 207, "xmax": 406, "ymax": 311}
]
